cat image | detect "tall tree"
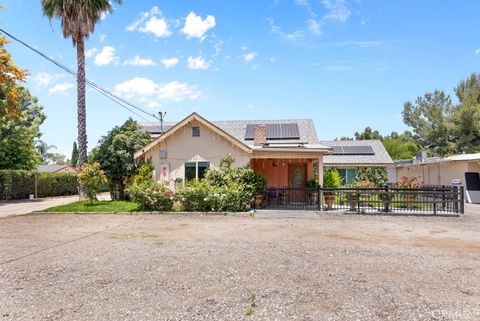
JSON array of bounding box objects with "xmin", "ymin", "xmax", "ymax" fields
[
  {"xmin": 0, "ymin": 35, "xmax": 27, "ymax": 118},
  {"xmin": 36, "ymin": 140, "xmax": 57, "ymax": 164},
  {"xmin": 71, "ymin": 141, "xmax": 79, "ymax": 167},
  {"xmin": 41, "ymin": 0, "xmax": 122, "ymax": 168},
  {"xmin": 0, "ymin": 87, "xmax": 46, "ymax": 169},
  {"xmin": 91, "ymin": 119, "xmax": 150, "ymax": 200},
  {"xmin": 452, "ymin": 73, "xmax": 480, "ymax": 153},
  {"xmin": 354, "ymin": 127, "xmax": 383, "ymax": 140},
  {"xmin": 402, "ymin": 90, "xmax": 455, "ymax": 156}
]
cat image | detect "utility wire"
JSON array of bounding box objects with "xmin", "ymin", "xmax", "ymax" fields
[{"xmin": 0, "ymin": 27, "xmax": 158, "ymax": 122}]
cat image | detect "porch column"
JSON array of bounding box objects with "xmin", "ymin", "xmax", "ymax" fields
[
  {"xmin": 318, "ymin": 155, "xmax": 324, "ymax": 211},
  {"xmin": 318, "ymin": 155, "xmax": 324, "ymax": 186}
]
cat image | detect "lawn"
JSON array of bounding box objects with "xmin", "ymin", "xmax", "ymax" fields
[{"xmin": 41, "ymin": 200, "xmax": 140, "ymax": 213}]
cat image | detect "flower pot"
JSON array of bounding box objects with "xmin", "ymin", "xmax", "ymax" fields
[
  {"xmin": 309, "ymin": 192, "xmax": 318, "ymax": 205},
  {"xmin": 324, "ymin": 194, "xmax": 335, "ymax": 210},
  {"xmin": 347, "ymin": 195, "xmax": 358, "ymax": 211},
  {"xmin": 254, "ymin": 194, "xmax": 263, "ymax": 207}
]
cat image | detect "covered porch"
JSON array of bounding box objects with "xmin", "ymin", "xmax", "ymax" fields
[{"xmin": 249, "ymin": 147, "xmax": 328, "ymax": 209}]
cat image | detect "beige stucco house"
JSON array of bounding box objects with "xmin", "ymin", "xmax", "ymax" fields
[
  {"xmin": 135, "ymin": 113, "xmax": 393, "ymax": 191},
  {"xmin": 135, "ymin": 113, "xmax": 331, "ymax": 191}
]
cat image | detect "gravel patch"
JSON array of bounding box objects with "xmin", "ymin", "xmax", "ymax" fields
[{"xmin": 1, "ymin": 206, "xmax": 480, "ymax": 321}]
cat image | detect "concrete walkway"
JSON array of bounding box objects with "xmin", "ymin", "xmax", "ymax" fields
[{"xmin": 0, "ymin": 194, "xmax": 111, "ymax": 218}]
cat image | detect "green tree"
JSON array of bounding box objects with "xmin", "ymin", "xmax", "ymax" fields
[
  {"xmin": 402, "ymin": 90, "xmax": 455, "ymax": 156},
  {"xmin": 0, "ymin": 87, "xmax": 46, "ymax": 169},
  {"xmin": 354, "ymin": 127, "xmax": 383, "ymax": 140},
  {"xmin": 452, "ymin": 73, "xmax": 480, "ymax": 153},
  {"xmin": 36, "ymin": 140, "xmax": 57, "ymax": 164},
  {"xmin": 71, "ymin": 141, "xmax": 79, "ymax": 167},
  {"xmin": 91, "ymin": 119, "xmax": 150, "ymax": 200},
  {"xmin": 41, "ymin": 0, "xmax": 123, "ymax": 170}
]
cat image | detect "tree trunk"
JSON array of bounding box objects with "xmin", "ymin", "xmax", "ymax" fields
[{"xmin": 76, "ymin": 36, "xmax": 87, "ymax": 199}]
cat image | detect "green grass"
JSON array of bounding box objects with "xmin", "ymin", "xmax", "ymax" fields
[{"xmin": 41, "ymin": 200, "xmax": 140, "ymax": 213}]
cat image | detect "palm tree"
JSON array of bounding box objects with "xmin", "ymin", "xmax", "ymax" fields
[{"xmin": 41, "ymin": 0, "xmax": 122, "ymax": 169}]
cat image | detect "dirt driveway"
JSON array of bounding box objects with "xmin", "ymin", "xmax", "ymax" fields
[{"xmin": 1, "ymin": 207, "xmax": 480, "ymax": 321}]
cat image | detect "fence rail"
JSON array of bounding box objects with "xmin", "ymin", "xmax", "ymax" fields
[{"xmin": 260, "ymin": 185, "xmax": 464, "ymax": 215}]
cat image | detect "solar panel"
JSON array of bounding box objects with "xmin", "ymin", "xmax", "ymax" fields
[
  {"xmin": 332, "ymin": 145, "xmax": 375, "ymax": 155},
  {"xmin": 245, "ymin": 123, "xmax": 300, "ymax": 140}
]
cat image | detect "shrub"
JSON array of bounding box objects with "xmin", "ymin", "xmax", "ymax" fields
[
  {"xmin": 0, "ymin": 170, "xmax": 78, "ymax": 200},
  {"xmin": 77, "ymin": 162, "xmax": 107, "ymax": 201},
  {"xmin": 177, "ymin": 179, "xmax": 250, "ymax": 212},
  {"xmin": 353, "ymin": 167, "xmax": 388, "ymax": 187},
  {"xmin": 323, "ymin": 169, "xmax": 342, "ymax": 188},
  {"xmin": 396, "ymin": 176, "xmax": 420, "ymax": 189},
  {"xmin": 132, "ymin": 162, "xmax": 155, "ymax": 188},
  {"xmin": 129, "ymin": 183, "xmax": 174, "ymax": 211}
]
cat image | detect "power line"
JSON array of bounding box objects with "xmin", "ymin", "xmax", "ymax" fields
[{"xmin": 0, "ymin": 27, "xmax": 158, "ymax": 122}]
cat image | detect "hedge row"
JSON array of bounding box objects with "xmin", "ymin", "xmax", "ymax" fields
[{"xmin": 0, "ymin": 170, "xmax": 78, "ymax": 200}]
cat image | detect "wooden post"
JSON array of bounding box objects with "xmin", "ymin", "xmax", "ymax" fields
[{"xmin": 318, "ymin": 156, "xmax": 324, "ymax": 211}]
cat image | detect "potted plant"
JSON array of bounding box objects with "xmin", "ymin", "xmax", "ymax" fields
[
  {"xmin": 345, "ymin": 183, "xmax": 359, "ymax": 211},
  {"xmin": 323, "ymin": 169, "xmax": 342, "ymax": 210},
  {"xmin": 355, "ymin": 179, "xmax": 375, "ymax": 204},
  {"xmin": 378, "ymin": 189, "xmax": 394, "ymax": 212},
  {"xmin": 306, "ymin": 178, "xmax": 318, "ymax": 205},
  {"xmin": 251, "ymin": 173, "xmax": 267, "ymax": 208}
]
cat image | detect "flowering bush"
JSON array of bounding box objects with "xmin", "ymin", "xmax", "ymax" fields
[
  {"xmin": 396, "ymin": 176, "xmax": 420, "ymax": 189},
  {"xmin": 77, "ymin": 162, "xmax": 107, "ymax": 201},
  {"xmin": 129, "ymin": 183, "xmax": 174, "ymax": 211},
  {"xmin": 355, "ymin": 179, "xmax": 375, "ymax": 188},
  {"xmin": 176, "ymin": 179, "xmax": 250, "ymax": 212}
]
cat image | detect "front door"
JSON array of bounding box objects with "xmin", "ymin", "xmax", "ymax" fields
[{"xmin": 288, "ymin": 164, "xmax": 307, "ymax": 202}]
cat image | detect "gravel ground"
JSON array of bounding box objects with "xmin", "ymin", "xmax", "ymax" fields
[{"xmin": 1, "ymin": 206, "xmax": 480, "ymax": 321}]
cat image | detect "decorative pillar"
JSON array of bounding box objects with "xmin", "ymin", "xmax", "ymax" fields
[{"xmin": 318, "ymin": 155, "xmax": 324, "ymax": 211}]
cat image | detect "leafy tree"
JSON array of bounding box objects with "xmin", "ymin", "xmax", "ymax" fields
[
  {"xmin": 0, "ymin": 36, "xmax": 27, "ymax": 118},
  {"xmin": 402, "ymin": 90, "xmax": 455, "ymax": 156},
  {"xmin": 91, "ymin": 119, "xmax": 150, "ymax": 200},
  {"xmin": 77, "ymin": 162, "xmax": 107, "ymax": 202},
  {"xmin": 452, "ymin": 73, "xmax": 480, "ymax": 153},
  {"xmin": 41, "ymin": 0, "xmax": 123, "ymax": 171},
  {"xmin": 354, "ymin": 127, "xmax": 382, "ymax": 140},
  {"xmin": 353, "ymin": 167, "xmax": 388, "ymax": 187},
  {"xmin": 71, "ymin": 141, "xmax": 79, "ymax": 167},
  {"xmin": 0, "ymin": 87, "xmax": 46, "ymax": 169}
]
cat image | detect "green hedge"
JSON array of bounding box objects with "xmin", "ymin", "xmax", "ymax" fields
[{"xmin": 0, "ymin": 170, "xmax": 78, "ymax": 200}]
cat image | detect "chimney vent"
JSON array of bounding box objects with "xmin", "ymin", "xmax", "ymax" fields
[{"xmin": 253, "ymin": 125, "xmax": 267, "ymax": 146}]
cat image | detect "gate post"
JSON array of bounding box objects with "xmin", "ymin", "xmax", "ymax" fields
[{"xmin": 318, "ymin": 185, "xmax": 323, "ymax": 211}]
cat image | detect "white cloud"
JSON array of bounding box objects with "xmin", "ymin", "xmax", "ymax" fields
[
  {"xmin": 85, "ymin": 48, "xmax": 99, "ymax": 58},
  {"xmin": 268, "ymin": 18, "xmax": 304, "ymax": 42},
  {"xmin": 270, "ymin": 57, "xmax": 277, "ymax": 63},
  {"xmin": 99, "ymin": 34, "xmax": 107, "ymax": 42},
  {"xmin": 33, "ymin": 72, "xmax": 64, "ymax": 88},
  {"xmin": 187, "ymin": 56, "xmax": 210, "ymax": 70},
  {"xmin": 321, "ymin": 0, "xmax": 351, "ymax": 23},
  {"xmin": 243, "ymin": 52, "xmax": 258, "ymax": 62},
  {"xmin": 307, "ymin": 19, "xmax": 322, "ymax": 35},
  {"xmin": 127, "ymin": 6, "xmax": 171, "ymax": 38},
  {"xmin": 49, "ymin": 82, "xmax": 73, "ymax": 95},
  {"xmin": 475, "ymin": 49, "xmax": 480, "ymax": 55},
  {"xmin": 94, "ymin": 46, "xmax": 119, "ymax": 66},
  {"xmin": 161, "ymin": 57, "xmax": 180, "ymax": 68},
  {"xmin": 124, "ymin": 55, "xmax": 156, "ymax": 66},
  {"xmin": 115, "ymin": 77, "xmax": 200, "ymax": 104},
  {"xmin": 181, "ymin": 12, "xmax": 216, "ymax": 40}
]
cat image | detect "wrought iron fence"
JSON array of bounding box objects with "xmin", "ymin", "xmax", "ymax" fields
[{"xmin": 260, "ymin": 185, "xmax": 464, "ymax": 215}]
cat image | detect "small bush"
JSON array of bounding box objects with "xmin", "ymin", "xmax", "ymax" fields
[
  {"xmin": 323, "ymin": 169, "xmax": 342, "ymax": 188},
  {"xmin": 129, "ymin": 183, "xmax": 174, "ymax": 211},
  {"xmin": 77, "ymin": 162, "xmax": 107, "ymax": 201}
]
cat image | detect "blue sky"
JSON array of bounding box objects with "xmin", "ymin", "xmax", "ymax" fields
[{"xmin": 1, "ymin": 0, "xmax": 480, "ymax": 157}]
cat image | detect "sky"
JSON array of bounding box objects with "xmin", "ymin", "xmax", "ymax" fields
[{"xmin": 1, "ymin": 0, "xmax": 480, "ymax": 157}]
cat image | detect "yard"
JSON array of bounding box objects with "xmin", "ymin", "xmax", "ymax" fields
[{"xmin": 1, "ymin": 207, "xmax": 480, "ymax": 321}]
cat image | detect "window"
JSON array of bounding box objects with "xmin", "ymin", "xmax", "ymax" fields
[
  {"xmin": 338, "ymin": 168, "xmax": 357, "ymax": 185},
  {"xmin": 192, "ymin": 126, "xmax": 200, "ymax": 137},
  {"xmin": 184, "ymin": 161, "xmax": 210, "ymax": 180}
]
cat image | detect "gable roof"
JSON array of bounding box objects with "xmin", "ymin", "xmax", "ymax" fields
[
  {"xmin": 135, "ymin": 113, "xmax": 252, "ymax": 158},
  {"xmin": 141, "ymin": 118, "xmax": 319, "ymax": 145},
  {"xmin": 319, "ymin": 140, "xmax": 393, "ymax": 166},
  {"xmin": 36, "ymin": 164, "xmax": 78, "ymax": 173}
]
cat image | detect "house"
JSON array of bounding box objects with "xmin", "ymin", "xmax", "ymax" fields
[
  {"xmin": 36, "ymin": 164, "xmax": 78, "ymax": 174},
  {"xmin": 319, "ymin": 140, "xmax": 394, "ymax": 184},
  {"xmin": 391, "ymin": 152, "xmax": 480, "ymax": 202},
  {"xmin": 135, "ymin": 112, "xmax": 393, "ymax": 190}
]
